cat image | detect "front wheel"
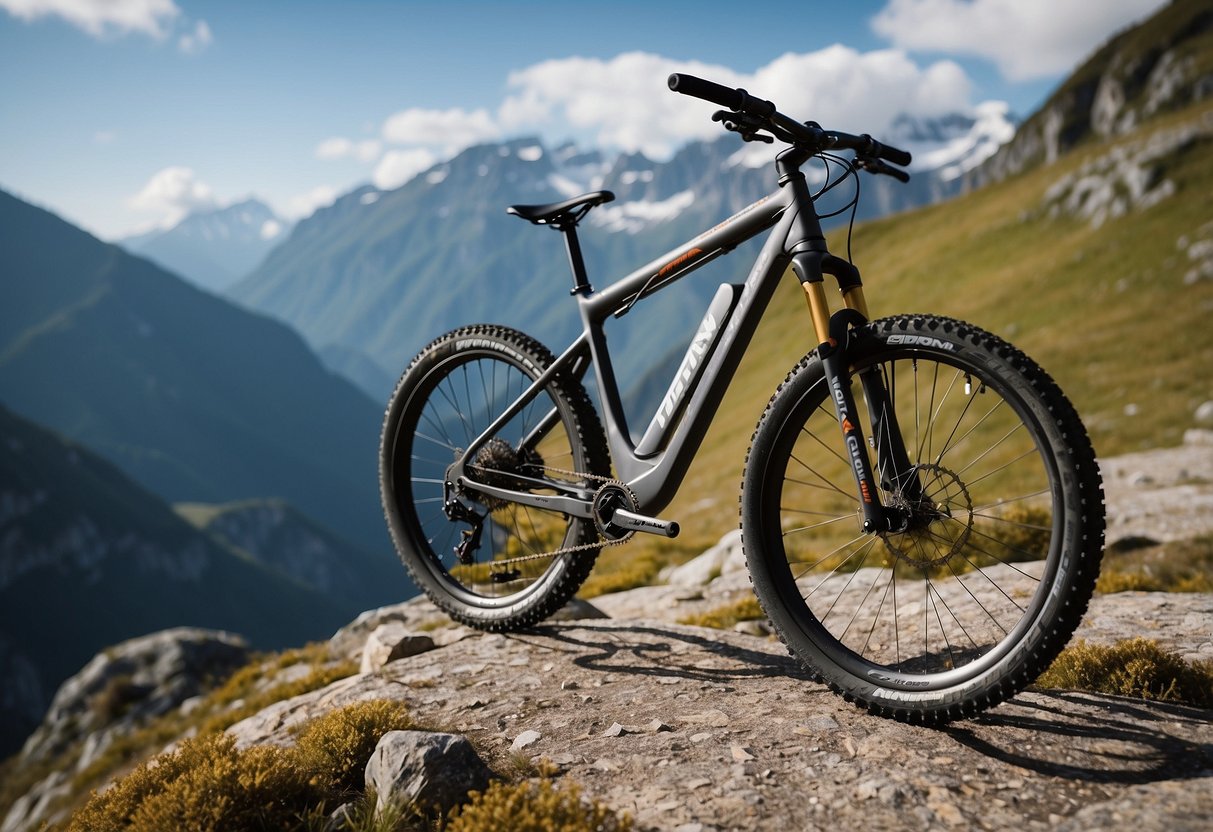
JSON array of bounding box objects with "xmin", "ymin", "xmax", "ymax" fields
[{"xmin": 742, "ymin": 315, "xmax": 1104, "ymax": 723}]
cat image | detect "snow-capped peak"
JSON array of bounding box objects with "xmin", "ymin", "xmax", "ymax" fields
[{"xmin": 891, "ymin": 103, "xmax": 1018, "ymax": 181}]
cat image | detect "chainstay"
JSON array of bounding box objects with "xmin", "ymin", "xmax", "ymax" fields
[{"xmin": 469, "ymin": 465, "xmax": 629, "ymax": 568}]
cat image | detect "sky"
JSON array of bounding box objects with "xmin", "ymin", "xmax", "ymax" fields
[{"xmin": 0, "ymin": 0, "xmax": 1169, "ymax": 240}]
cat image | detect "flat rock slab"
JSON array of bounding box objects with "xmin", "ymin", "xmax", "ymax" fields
[{"xmin": 229, "ymin": 615, "xmax": 1213, "ymax": 832}]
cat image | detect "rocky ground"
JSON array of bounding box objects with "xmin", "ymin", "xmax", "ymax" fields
[
  {"xmin": 221, "ymin": 430, "xmax": 1213, "ymax": 831},
  {"xmin": 5, "ymin": 431, "xmax": 1212, "ymax": 832},
  {"xmin": 226, "ymin": 602, "xmax": 1212, "ymax": 832}
]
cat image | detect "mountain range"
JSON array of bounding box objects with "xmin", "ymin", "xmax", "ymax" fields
[
  {"xmin": 0, "ymin": 188, "xmax": 392, "ymax": 558},
  {"xmin": 227, "ymin": 107, "xmax": 1013, "ymax": 405},
  {"xmin": 120, "ymin": 199, "xmax": 291, "ymax": 295},
  {"xmin": 0, "ymin": 402, "xmax": 354, "ymax": 756}
]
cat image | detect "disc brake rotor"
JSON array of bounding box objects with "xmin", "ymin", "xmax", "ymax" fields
[{"xmin": 880, "ymin": 463, "xmax": 973, "ymax": 567}]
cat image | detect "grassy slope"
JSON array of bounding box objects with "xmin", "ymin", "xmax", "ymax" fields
[{"xmin": 593, "ymin": 100, "xmax": 1213, "ymax": 571}]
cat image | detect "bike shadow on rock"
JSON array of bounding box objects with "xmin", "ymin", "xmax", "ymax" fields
[
  {"xmin": 944, "ymin": 690, "xmax": 1213, "ymax": 785},
  {"xmin": 515, "ymin": 620, "xmax": 812, "ymax": 685}
]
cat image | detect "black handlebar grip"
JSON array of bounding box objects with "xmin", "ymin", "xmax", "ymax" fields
[
  {"xmin": 668, "ymin": 73, "xmax": 742, "ymax": 111},
  {"xmin": 878, "ymin": 142, "xmax": 912, "ymax": 167}
]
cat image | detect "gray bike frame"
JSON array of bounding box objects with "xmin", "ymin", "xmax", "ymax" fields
[{"xmin": 454, "ymin": 166, "xmax": 851, "ymax": 518}]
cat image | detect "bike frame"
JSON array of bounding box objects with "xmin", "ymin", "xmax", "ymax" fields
[{"xmin": 453, "ymin": 148, "xmax": 902, "ymax": 532}]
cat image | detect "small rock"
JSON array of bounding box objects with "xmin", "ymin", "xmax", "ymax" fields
[
  {"xmin": 325, "ymin": 801, "xmax": 357, "ymax": 832},
  {"xmin": 1123, "ymin": 402, "xmax": 1140, "ymax": 416},
  {"xmin": 366, "ymin": 730, "xmax": 492, "ymax": 815},
  {"xmin": 647, "ymin": 719, "xmax": 674, "ymax": 733},
  {"xmin": 561, "ymin": 680, "xmax": 580, "ymax": 690},
  {"xmin": 1184, "ymin": 428, "xmax": 1213, "ymax": 446},
  {"xmin": 1197, "ymin": 401, "xmax": 1213, "ymax": 423},
  {"xmin": 685, "ymin": 777, "xmax": 712, "ymax": 790},
  {"xmin": 690, "ymin": 732, "xmax": 713, "ymax": 743},
  {"xmin": 807, "ymin": 714, "xmax": 841, "ymax": 731},
  {"xmin": 1127, "ymin": 471, "xmax": 1154, "ymax": 487},
  {"xmin": 601, "ymin": 722, "xmax": 636, "ymax": 737},
  {"xmin": 731, "ymin": 745, "xmax": 755, "ymax": 761},
  {"xmin": 550, "ymin": 598, "xmax": 609, "ymax": 621},
  {"xmin": 665, "ymin": 529, "xmax": 742, "ymax": 587},
  {"xmin": 855, "ymin": 779, "xmax": 881, "ymax": 800},
  {"xmin": 360, "ymin": 623, "xmax": 435, "ymax": 674},
  {"xmin": 732, "ymin": 620, "xmax": 767, "ymax": 637},
  {"xmin": 511, "ymin": 729, "xmax": 541, "ymax": 751},
  {"xmin": 683, "ymin": 708, "xmax": 730, "ymax": 727}
]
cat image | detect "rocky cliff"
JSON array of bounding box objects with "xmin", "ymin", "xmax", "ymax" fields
[{"xmin": 964, "ymin": 0, "xmax": 1213, "ymax": 190}]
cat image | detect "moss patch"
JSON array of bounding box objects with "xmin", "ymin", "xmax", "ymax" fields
[
  {"xmin": 677, "ymin": 595, "xmax": 765, "ymax": 630},
  {"xmin": 447, "ymin": 778, "xmax": 633, "ymax": 832},
  {"xmin": 1036, "ymin": 638, "xmax": 1213, "ymax": 707}
]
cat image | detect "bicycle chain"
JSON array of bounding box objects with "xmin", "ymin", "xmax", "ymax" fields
[{"xmin": 465, "ymin": 464, "xmax": 632, "ymax": 568}]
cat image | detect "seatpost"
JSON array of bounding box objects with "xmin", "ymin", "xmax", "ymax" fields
[{"xmin": 559, "ymin": 223, "xmax": 592, "ymax": 295}]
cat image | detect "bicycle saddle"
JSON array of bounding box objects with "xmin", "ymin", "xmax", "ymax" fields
[{"xmin": 507, "ymin": 190, "xmax": 615, "ymax": 227}]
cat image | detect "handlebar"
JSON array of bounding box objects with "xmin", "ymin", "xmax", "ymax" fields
[{"xmin": 668, "ymin": 72, "xmax": 912, "ymax": 174}]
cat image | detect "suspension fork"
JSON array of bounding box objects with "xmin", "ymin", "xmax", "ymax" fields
[{"xmin": 794, "ymin": 252, "xmax": 919, "ymax": 533}]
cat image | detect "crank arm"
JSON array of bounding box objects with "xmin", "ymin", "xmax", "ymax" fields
[{"xmin": 609, "ymin": 508, "xmax": 680, "ymax": 538}]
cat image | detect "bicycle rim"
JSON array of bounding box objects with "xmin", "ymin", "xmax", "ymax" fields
[
  {"xmin": 759, "ymin": 342, "xmax": 1066, "ymax": 688},
  {"xmin": 396, "ymin": 349, "xmax": 591, "ymax": 607}
]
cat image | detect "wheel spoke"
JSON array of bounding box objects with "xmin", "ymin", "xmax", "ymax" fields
[{"xmin": 750, "ymin": 324, "xmax": 1093, "ymax": 710}]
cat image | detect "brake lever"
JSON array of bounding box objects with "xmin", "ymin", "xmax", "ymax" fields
[
  {"xmin": 712, "ymin": 110, "xmax": 775, "ymax": 144},
  {"xmin": 855, "ymin": 156, "xmax": 911, "ymax": 183}
]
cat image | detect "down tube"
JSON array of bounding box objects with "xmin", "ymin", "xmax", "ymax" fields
[{"xmin": 624, "ymin": 206, "xmax": 804, "ymax": 514}]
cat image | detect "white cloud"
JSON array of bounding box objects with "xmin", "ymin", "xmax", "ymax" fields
[
  {"xmin": 373, "ymin": 148, "xmax": 438, "ymax": 190},
  {"xmin": 177, "ymin": 18, "xmax": 211, "ymax": 54},
  {"xmin": 0, "ymin": 0, "xmax": 180, "ymax": 38},
  {"xmin": 315, "ymin": 137, "xmax": 382, "ymax": 163},
  {"xmin": 381, "ymin": 107, "xmax": 499, "ymax": 153},
  {"xmin": 871, "ymin": 0, "xmax": 1168, "ymax": 81},
  {"xmin": 500, "ymin": 49, "xmax": 973, "ymax": 160},
  {"xmin": 127, "ymin": 166, "xmax": 216, "ymax": 229},
  {"xmin": 284, "ymin": 185, "xmax": 338, "ymax": 221},
  {"xmin": 259, "ymin": 219, "xmax": 283, "ymax": 240}
]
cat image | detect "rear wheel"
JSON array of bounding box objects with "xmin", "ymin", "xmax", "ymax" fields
[
  {"xmin": 380, "ymin": 325, "xmax": 610, "ymax": 630},
  {"xmin": 742, "ymin": 315, "xmax": 1104, "ymax": 723}
]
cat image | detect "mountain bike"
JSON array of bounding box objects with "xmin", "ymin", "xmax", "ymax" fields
[{"xmin": 380, "ymin": 74, "xmax": 1105, "ymax": 723}]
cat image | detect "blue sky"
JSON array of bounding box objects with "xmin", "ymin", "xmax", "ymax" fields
[{"xmin": 0, "ymin": 0, "xmax": 1166, "ymax": 239}]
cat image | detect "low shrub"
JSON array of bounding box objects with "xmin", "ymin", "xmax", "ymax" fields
[
  {"xmin": 1036, "ymin": 637, "xmax": 1213, "ymax": 707},
  {"xmin": 446, "ymin": 779, "xmax": 632, "ymax": 832},
  {"xmin": 66, "ymin": 699, "xmax": 412, "ymax": 832},
  {"xmin": 291, "ymin": 699, "xmax": 412, "ymax": 795}
]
